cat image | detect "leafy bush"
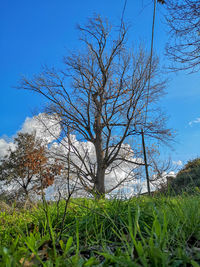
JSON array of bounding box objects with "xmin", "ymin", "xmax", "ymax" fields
[
  {"xmin": 170, "ymin": 157, "xmax": 200, "ymax": 194},
  {"xmin": 180, "ymin": 157, "xmax": 200, "ymax": 173}
]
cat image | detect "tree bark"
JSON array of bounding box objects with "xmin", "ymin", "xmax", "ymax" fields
[
  {"xmin": 94, "ymin": 127, "xmax": 106, "ymax": 198},
  {"xmin": 93, "ymin": 94, "xmax": 105, "ymax": 198},
  {"xmin": 95, "ymin": 166, "xmax": 105, "ymax": 198}
]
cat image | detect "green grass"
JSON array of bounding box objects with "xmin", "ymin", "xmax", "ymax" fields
[{"xmin": 0, "ymin": 195, "xmax": 200, "ymax": 266}]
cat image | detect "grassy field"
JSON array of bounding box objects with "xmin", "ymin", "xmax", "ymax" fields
[{"xmin": 0, "ymin": 195, "xmax": 200, "ymax": 266}]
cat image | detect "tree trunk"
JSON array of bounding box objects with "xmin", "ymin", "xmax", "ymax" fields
[
  {"xmin": 95, "ymin": 166, "xmax": 105, "ymax": 198},
  {"xmin": 94, "ymin": 134, "xmax": 106, "ymax": 198},
  {"xmin": 93, "ymin": 94, "xmax": 105, "ymax": 198}
]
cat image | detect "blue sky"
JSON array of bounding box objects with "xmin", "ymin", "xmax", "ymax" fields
[{"xmin": 1, "ymin": 0, "xmax": 199, "ymax": 166}]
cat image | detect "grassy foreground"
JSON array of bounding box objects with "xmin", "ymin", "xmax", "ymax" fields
[{"xmin": 0, "ymin": 195, "xmax": 200, "ymax": 266}]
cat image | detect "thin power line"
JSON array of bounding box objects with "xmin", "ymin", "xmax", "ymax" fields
[
  {"xmin": 144, "ymin": 0, "xmax": 157, "ymax": 125},
  {"xmin": 142, "ymin": 0, "xmax": 157, "ymax": 196},
  {"xmin": 120, "ymin": 0, "xmax": 128, "ymax": 29}
]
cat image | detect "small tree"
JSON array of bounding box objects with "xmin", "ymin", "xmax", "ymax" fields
[
  {"xmin": 19, "ymin": 16, "xmax": 171, "ymax": 198},
  {"xmin": 0, "ymin": 132, "xmax": 62, "ymax": 201}
]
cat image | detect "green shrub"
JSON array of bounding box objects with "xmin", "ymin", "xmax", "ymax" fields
[
  {"xmin": 170, "ymin": 157, "xmax": 200, "ymax": 194},
  {"xmin": 180, "ymin": 157, "xmax": 200, "ymax": 173}
]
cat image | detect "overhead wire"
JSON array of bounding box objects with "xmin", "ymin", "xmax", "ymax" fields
[
  {"xmin": 119, "ymin": 0, "xmax": 158, "ymax": 195},
  {"xmin": 144, "ymin": 0, "xmax": 157, "ymax": 125},
  {"xmin": 120, "ymin": 0, "xmax": 128, "ymax": 29},
  {"xmin": 141, "ymin": 0, "xmax": 157, "ymax": 195}
]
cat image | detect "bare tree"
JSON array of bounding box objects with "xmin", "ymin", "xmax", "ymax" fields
[
  {"xmin": 19, "ymin": 15, "xmax": 171, "ymax": 198},
  {"xmin": 165, "ymin": 0, "xmax": 200, "ymax": 72},
  {"xmin": 148, "ymin": 152, "xmax": 174, "ymax": 190}
]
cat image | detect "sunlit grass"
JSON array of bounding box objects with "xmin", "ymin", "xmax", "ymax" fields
[{"xmin": 0, "ymin": 195, "xmax": 200, "ymax": 266}]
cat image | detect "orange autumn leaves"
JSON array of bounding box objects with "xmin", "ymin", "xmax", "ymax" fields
[
  {"xmin": 23, "ymin": 145, "xmax": 62, "ymax": 189},
  {"xmin": 0, "ymin": 132, "xmax": 63, "ymax": 198}
]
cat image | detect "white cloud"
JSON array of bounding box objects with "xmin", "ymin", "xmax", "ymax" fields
[
  {"xmin": 0, "ymin": 113, "xmax": 177, "ymax": 199},
  {"xmin": 168, "ymin": 171, "xmax": 176, "ymax": 176},
  {"xmin": 0, "ymin": 139, "xmax": 15, "ymax": 159},
  {"xmin": 0, "ymin": 113, "xmax": 61, "ymax": 159},
  {"xmin": 46, "ymin": 134, "xmax": 145, "ymax": 199},
  {"xmin": 172, "ymin": 160, "xmax": 183, "ymax": 166},
  {"xmin": 189, "ymin": 117, "xmax": 200, "ymax": 126},
  {"xmin": 20, "ymin": 113, "xmax": 61, "ymax": 144}
]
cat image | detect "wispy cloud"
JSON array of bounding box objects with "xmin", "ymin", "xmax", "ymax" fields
[
  {"xmin": 172, "ymin": 160, "xmax": 183, "ymax": 166},
  {"xmin": 189, "ymin": 117, "xmax": 200, "ymax": 126}
]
